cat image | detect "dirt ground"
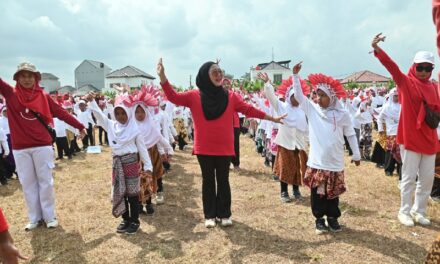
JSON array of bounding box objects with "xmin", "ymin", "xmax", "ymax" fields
[{"xmin": 1, "ymin": 135, "xmax": 439, "ymax": 264}]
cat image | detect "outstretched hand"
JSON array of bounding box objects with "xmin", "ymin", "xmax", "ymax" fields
[
  {"xmin": 271, "ymin": 113, "xmax": 288, "ymax": 124},
  {"xmin": 78, "ymin": 129, "xmax": 87, "ymax": 140},
  {"xmin": 292, "ymin": 61, "xmax": 303, "ymax": 75},
  {"xmin": 257, "ymin": 72, "xmax": 270, "ymax": 83},
  {"xmin": 371, "ymin": 33, "xmax": 386, "ymax": 51}
]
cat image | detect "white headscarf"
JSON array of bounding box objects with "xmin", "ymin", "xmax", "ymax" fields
[
  {"xmin": 133, "ymin": 104, "xmax": 162, "ymax": 149},
  {"xmin": 107, "ymin": 104, "xmax": 140, "ymax": 150},
  {"xmin": 380, "ymin": 88, "xmax": 400, "ymax": 122},
  {"xmin": 316, "ymin": 84, "xmax": 348, "ymax": 124}
]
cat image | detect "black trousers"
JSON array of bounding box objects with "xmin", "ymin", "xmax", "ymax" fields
[
  {"xmin": 157, "ymin": 178, "xmax": 163, "ymax": 192},
  {"xmin": 231, "ymin": 128, "xmax": 240, "ymax": 167},
  {"xmin": 344, "ymin": 136, "xmax": 353, "ymax": 156},
  {"xmin": 70, "ymin": 138, "xmax": 81, "ymax": 154},
  {"xmin": 432, "ymin": 177, "xmax": 440, "ymax": 198},
  {"xmin": 177, "ymin": 135, "xmax": 187, "ymax": 150},
  {"xmin": 98, "ymin": 126, "xmax": 108, "ymax": 145},
  {"xmin": 55, "ymin": 137, "xmax": 70, "ymax": 158},
  {"xmin": 197, "ymin": 155, "xmax": 232, "ymax": 219},
  {"xmin": 0, "ymin": 157, "xmax": 6, "ymax": 183},
  {"xmin": 122, "ymin": 196, "xmax": 140, "ymax": 224},
  {"xmin": 82, "ymin": 123, "xmax": 94, "ymax": 148},
  {"xmin": 384, "ymin": 150, "xmax": 401, "ymax": 176},
  {"xmin": 311, "ymin": 187, "xmax": 341, "ymax": 219}
]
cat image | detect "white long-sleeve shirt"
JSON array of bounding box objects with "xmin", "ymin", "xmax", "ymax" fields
[
  {"xmin": 0, "ymin": 128, "xmax": 9, "ymax": 156},
  {"xmin": 88, "ymin": 101, "xmax": 152, "ymax": 171},
  {"xmin": 54, "ymin": 118, "xmax": 68, "ymax": 138},
  {"xmin": 292, "ymin": 74, "xmax": 360, "ymax": 171},
  {"xmin": 77, "ymin": 109, "xmax": 95, "ymax": 127},
  {"xmin": 264, "ymin": 82, "xmax": 308, "ymax": 150}
]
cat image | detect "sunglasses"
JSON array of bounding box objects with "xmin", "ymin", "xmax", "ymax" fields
[{"xmin": 416, "ymin": 65, "xmax": 434, "ymax": 72}]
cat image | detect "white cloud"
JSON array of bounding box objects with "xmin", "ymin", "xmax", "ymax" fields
[{"xmin": 0, "ymin": 0, "xmax": 436, "ymax": 87}]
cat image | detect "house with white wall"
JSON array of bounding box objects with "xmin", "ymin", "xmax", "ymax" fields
[
  {"xmin": 250, "ymin": 60, "xmax": 291, "ymax": 83},
  {"xmin": 104, "ymin": 65, "xmax": 155, "ymax": 92},
  {"xmin": 75, "ymin": 60, "xmax": 112, "ymax": 90},
  {"xmin": 40, "ymin": 73, "xmax": 60, "ymax": 93}
]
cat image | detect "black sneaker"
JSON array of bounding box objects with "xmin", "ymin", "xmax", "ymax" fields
[
  {"xmin": 272, "ymin": 175, "xmax": 280, "ymax": 182},
  {"xmin": 116, "ymin": 220, "xmax": 130, "ymax": 233},
  {"xmin": 315, "ymin": 218, "xmax": 328, "ymax": 235},
  {"xmin": 385, "ymin": 171, "xmax": 393, "ymax": 176},
  {"xmin": 327, "ymin": 217, "xmax": 342, "ymax": 232},
  {"xmin": 293, "ymin": 186, "xmax": 302, "ymax": 199},
  {"xmin": 280, "ymin": 192, "xmax": 292, "ymax": 203},
  {"xmin": 126, "ymin": 222, "xmax": 140, "ymax": 235},
  {"xmin": 0, "ymin": 179, "xmax": 8, "ymax": 185},
  {"xmin": 146, "ymin": 204, "xmax": 154, "ymax": 216}
]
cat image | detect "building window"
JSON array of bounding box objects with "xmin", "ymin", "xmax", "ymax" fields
[{"xmin": 273, "ymin": 74, "xmax": 282, "ymax": 84}]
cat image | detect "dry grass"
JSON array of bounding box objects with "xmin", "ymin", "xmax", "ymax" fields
[{"xmin": 1, "ymin": 135, "xmax": 439, "ymax": 264}]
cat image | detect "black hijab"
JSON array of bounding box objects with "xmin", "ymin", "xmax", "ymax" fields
[{"xmin": 196, "ymin": 61, "xmax": 229, "ymax": 120}]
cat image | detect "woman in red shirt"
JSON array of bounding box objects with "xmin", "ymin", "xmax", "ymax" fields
[
  {"xmin": 372, "ymin": 34, "xmax": 440, "ymax": 227},
  {"xmin": 0, "ymin": 63, "xmax": 86, "ymax": 231},
  {"xmin": 157, "ymin": 59, "xmax": 284, "ymax": 228}
]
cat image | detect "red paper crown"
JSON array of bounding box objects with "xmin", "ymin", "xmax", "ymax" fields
[
  {"xmin": 116, "ymin": 84, "xmax": 160, "ymax": 108},
  {"xmin": 276, "ymin": 76, "xmax": 310, "ymax": 98},
  {"xmin": 308, "ymin": 73, "xmax": 346, "ymax": 99}
]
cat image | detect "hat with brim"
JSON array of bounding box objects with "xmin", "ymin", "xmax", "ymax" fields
[
  {"xmin": 413, "ymin": 51, "xmax": 435, "ymax": 65},
  {"xmin": 13, "ymin": 62, "xmax": 41, "ymax": 81}
]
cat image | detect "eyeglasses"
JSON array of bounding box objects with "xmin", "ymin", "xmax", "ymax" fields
[
  {"xmin": 210, "ymin": 69, "xmax": 224, "ymax": 76},
  {"xmin": 416, "ymin": 65, "xmax": 434, "ymax": 72}
]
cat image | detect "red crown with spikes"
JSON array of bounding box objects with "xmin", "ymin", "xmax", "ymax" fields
[
  {"xmin": 276, "ymin": 76, "xmax": 310, "ymax": 98},
  {"xmin": 307, "ymin": 73, "xmax": 346, "ymax": 99},
  {"xmin": 115, "ymin": 84, "xmax": 160, "ymax": 107}
]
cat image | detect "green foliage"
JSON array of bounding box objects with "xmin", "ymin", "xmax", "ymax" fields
[
  {"xmin": 387, "ymin": 79, "xmax": 396, "ymax": 89},
  {"xmin": 344, "ymin": 80, "xmax": 359, "ymax": 90},
  {"xmin": 241, "ymin": 79, "xmax": 264, "ymax": 92},
  {"xmin": 103, "ymin": 90, "xmax": 116, "ymax": 99}
]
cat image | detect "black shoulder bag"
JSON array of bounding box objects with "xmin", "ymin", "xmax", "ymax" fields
[
  {"xmin": 30, "ymin": 110, "xmax": 56, "ymax": 143},
  {"xmin": 415, "ymin": 85, "xmax": 440, "ymax": 129}
]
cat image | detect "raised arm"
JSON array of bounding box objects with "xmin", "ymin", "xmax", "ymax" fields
[
  {"xmin": 86, "ymin": 94, "xmax": 111, "ymax": 131},
  {"xmin": 157, "ymin": 58, "xmax": 192, "ymax": 107},
  {"xmin": 371, "ymin": 33, "xmax": 407, "ymax": 87},
  {"xmin": 258, "ymin": 73, "xmax": 281, "ymax": 113}
]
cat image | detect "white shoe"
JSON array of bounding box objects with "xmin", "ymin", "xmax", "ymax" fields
[
  {"xmin": 204, "ymin": 219, "xmax": 216, "ymax": 228},
  {"xmin": 25, "ymin": 222, "xmax": 41, "ymax": 231},
  {"xmin": 398, "ymin": 213, "xmax": 414, "ymax": 227},
  {"xmin": 410, "ymin": 212, "xmax": 431, "ymax": 226},
  {"xmin": 46, "ymin": 219, "xmax": 59, "ymax": 229},
  {"xmin": 156, "ymin": 192, "xmax": 165, "ymax": 205},
  {"xmin": 221, "ymin": 218, "xmax": 233, "ymax": 227}
]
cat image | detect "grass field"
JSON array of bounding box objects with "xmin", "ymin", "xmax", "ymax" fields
[{"xmin": 1, "ymin": 135, "xmax": 439, "ymax": 263}]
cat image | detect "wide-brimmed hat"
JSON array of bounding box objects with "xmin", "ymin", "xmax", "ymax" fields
[{"xmin": 13, "ymin": 62, "xmax": 41, "ymax": 81}]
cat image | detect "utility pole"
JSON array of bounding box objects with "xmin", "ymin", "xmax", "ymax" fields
[{"xmin": 189, "ymin": 74, "xmax": 192, "ymax": 89}]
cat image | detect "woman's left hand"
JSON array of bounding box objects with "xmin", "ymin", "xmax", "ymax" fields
[
  {"xmin": 351, "ymin": 160, "xmax": 361, "ymax": 166},
  {"xmin": 78, "ymin": 129, "xmax": 87, "ymax": 140},
  {"xmin": 271, "ymin": 113, "xmax": 288, "ymax": 124}
]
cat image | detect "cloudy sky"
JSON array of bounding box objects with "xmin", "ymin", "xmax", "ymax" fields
[{"xmin": 0, "ymin": 0, "xmax": 437, "ymax": 87}]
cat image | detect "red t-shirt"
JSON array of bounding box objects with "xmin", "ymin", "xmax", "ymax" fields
[
  {"xmin": 0, "ymin": 209, "xmax": 8, "ymax": 233},
  {"xmin": 0, "ymin": 79, "xmax": 85, "ymax": 150},
  {"xmin": 161, "ymin": 81, "xmax": 266, "ymax": 156},
  {"xmin": 375, "ymin": 49, "xmax": 440, "ymax": 155}
]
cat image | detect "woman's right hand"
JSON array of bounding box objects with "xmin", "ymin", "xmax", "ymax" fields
[
  {"xmin": 257, "ymin": 72, "xmax": 270, "ymax": 83},
  {"xmin": 292, "ymin": 61, "xmax": 303, "ymax": 75},
  {"xmin": 372, "ymin": 33, "xmax": 386, "ymax": 51},
  {"xmin": 84, "ymin": 92, "xmax": 96, "ymax": 102}
]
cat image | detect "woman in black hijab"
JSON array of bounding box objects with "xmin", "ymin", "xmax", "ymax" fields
[{"xmin": 157, "ymin": 58, "xmax": 285, "ymax": 228}]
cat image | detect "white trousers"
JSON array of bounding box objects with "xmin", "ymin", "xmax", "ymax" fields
[
  {"xmin": 399, "ymin": 146, "xmax": 435, "ymax": 216},
  {"xmin": 14, "ymin": 146, "xmax": 56, "ymax": 223}
]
